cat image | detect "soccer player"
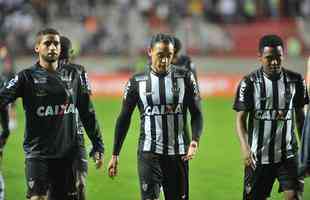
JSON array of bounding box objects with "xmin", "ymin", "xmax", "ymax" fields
[
  {"xmin": 233, "ymin": 34, "xmax": 308, "ymax": 200},
  {"xmin": 0, "ymin": 28, "xmax": 104, "ymax": 200},
  {"xmin": 57, "ymin": 35, "xmax": 90, "ymax": 200},
  {"xmin": 171, "ymin": 36, "xmax": 197, "ymax": 80},
  {"xmin": 108, "ymin": 33, "xmax": 203, "ymax": 200},
  {"xmin": 0, "ymin": 74, "xmax": 10, "ymax": 200}
]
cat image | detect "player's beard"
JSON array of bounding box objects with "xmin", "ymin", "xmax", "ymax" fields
[
  {"xmin": 153, "ymin": 63, "xmax": 170, "ymax": 74},
  {"xmin": 269, "ymin": 70, "xmax": 282, "ymax": 80},
  {"xmin": 42, "ymin": 53, "xmax": 59, "ymax": 63}
]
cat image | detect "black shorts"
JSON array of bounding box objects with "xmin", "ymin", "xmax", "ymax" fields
[
  {"xmin": 138, "ymin": 152, "xmax": 189, "ymax": 200},
  {"xmin": 243, "ymin": 158, "xmax": 300, "ymax": 200},
  {"xmin": 25, "ymin": 157, "xmax": 76, "ymax": 199}
]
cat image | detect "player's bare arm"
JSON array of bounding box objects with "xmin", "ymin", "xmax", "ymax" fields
[{"xmin": 236, "ymin": 111, "xmax": 256, "ymax": 169}]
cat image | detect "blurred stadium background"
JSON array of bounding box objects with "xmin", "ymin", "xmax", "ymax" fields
[{"xmin": 1, "ymin": 0, "xmax": 310, "ymax": 199}]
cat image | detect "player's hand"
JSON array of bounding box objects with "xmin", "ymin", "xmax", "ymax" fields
[
  {"xmin": 182, "ymin": 141, "xmax": 198, "ymax": 161},
  {"xmin": 108, "ymin": 155, "xmax": 119, "ymax": 178},
  {"xmin": 242, "ymin": 148, "xmax": 256, "ymax": 169},
  {"xmin": 92, "ymin": 151, "xmax": 104, "ymax": 169}
]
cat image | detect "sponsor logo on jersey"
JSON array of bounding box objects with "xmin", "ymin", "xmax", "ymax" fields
[
  {"xmin": 239, "ymin": 80, "xmax": 247, "ymax": 102},
  {"xmin": 123, "ymin": 81, "xmax": 131, "ymax": 99},
  {"xmin": 254, "ymin": 109, "xmax": 292, "ymax": 120},
  {"xmin": 144, "ymin": 104, "xmax": 183, "ymax": 116},
  {"xmin": 36, "ymin": 103, "xmax": 76, "ymax": 117},
  {"xmin": 6, "ymin": 75, "xmax": 19, "ymax": 89}
]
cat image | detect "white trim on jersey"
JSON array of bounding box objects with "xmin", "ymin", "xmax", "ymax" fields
[
  {"xmin": 274, "ymin": 77, "xmax": 286, "ymax": 163},
  {"xmin": 251, "ymin": 79, "xmax": 262, "ymax": 156},
  {"xmin": 151, "ymin": 73, "xmax": 163, "ymax": 154},
  {"xmin": 165, "ymin": 73, "xmax": 175, "ymax": 155},
  {"xmin": 177, "ymin": 78, "xmax": 186, "ymax": 154},
  {"xmin": 261, "ymin": 76, "xmax": 274, "ymax": 164},
  {"xmin": 139, "ymin": 81, "xmax": 152, "ymax": 152}
]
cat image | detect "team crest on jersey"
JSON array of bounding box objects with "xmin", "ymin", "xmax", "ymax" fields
[
  {"xmin": 142, "ymin": 182, "xmax": 148, "ymax": 191},
  {"xmin": 172, "ymin": 86, "xmax": 180, "ymax": 93},
  {"xmin": 28, "ymin": 180, "xmax": 35, "ymax": 189}
]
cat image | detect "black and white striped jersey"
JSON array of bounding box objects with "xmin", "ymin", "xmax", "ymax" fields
[
  {"xmin": 113, "ymin": 65, "xmax": 203, "ymax": 156},
  {"xmin": 234, "ymin": 68, "xmax": 309, "ymax": 164}
]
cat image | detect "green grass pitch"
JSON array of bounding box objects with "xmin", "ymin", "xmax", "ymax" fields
[{"xmin": 1, "ymin": 97, "xmax": 309, "ymax": 199}]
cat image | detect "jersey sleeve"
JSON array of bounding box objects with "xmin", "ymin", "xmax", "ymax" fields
[
  {"xmin": 185, "ymin": 71, "xmax": 203, "ymax": 142},
  {"xmin": 76, "ymin": 70, "xmax": 104, "ymax": 154},
  {"xmin": 233, "ymin": 77, "xmax": 254, "ymax": 111},
  {"xmin": 80, "ymin": 67, "xmax": 92, "ymax": 95},
  {"xmin": 293, "ymin": 76, "xmax": 309, "ymax": 108},
  {"xmin": 113, "ymin": 77, "xmax": 138, "ymax": 155},
  {"xmin": 0, "ymin": 72, "xmax": 25, "ymax": 109}
]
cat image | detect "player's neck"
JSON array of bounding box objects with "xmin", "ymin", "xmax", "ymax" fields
[
  {"xmin": 150, "ymin": 65, "xmax": 170, "ymax": 76},
  {"xmin": 262, "ymin": 69, "xmax": 283, "ymax": 81},
  {"xmin": 39, "ymin": 59, "xmax": 58, "ymax": 72}
]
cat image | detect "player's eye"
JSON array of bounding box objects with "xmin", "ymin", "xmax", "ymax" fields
[
  {"xmin": 157, "ymin": 54, "xmax": 163, "ymax": 59},
  {"xmin": 44, "ymin": 41, "xmax": 52, "ymax": 46},
  {"xmin": 44, "ymin": 41, "xmax": 59, "ymax": 47}
]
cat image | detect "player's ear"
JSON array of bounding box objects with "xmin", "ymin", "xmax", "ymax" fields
[
  {"xmin": 257, "ymin": 52, "xmax": 262, "ymax": 62},
  {"xmin": 147, "ymin": 47, "xmax": 152, "ymax": 57},
  {"xmin": 34, "ymin": 44, "xmax": 39, "ymax": 53}
]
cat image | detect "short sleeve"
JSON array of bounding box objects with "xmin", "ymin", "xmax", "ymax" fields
[
  {"xmin": 293, "ymin": 76, "xmax": 309, "ymax": 108},
  {"xmin": 233, "ymin": 78, "xmax": 254, "ymax": 111},
  {"xmin": 123, "ymin": 77, "xmax": 138, "ymax": 106}
]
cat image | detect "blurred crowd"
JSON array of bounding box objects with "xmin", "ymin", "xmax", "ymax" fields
[{"xmin": 0, "ymin": 0, "xmax": 310, "ymax": 57}]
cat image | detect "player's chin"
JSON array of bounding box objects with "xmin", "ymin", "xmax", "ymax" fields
[
  {"xmin": 45, "ymin": 55, "xmax": 59, "ymax": 62},
  {"xmin": 270, "ymin": 66, "xmax": 281, "ymax": 73},
  {"xmin": 158, "ymin": 65, "xmax": 169, "ymax": 73}
]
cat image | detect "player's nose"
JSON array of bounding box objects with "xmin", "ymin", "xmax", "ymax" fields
[
  {"xmin": 271, "ymin": 59, "xmax": 279, "ymax": 66},
  {"xmin": 161, "ymin": 57, "xmax": 168, "ymax": 64}
]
